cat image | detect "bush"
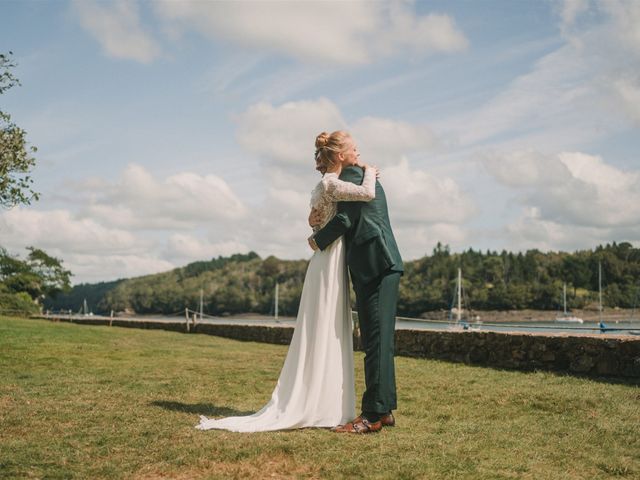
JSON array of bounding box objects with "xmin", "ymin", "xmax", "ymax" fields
[{"xmin": 0, "ymin": 291, "xmax": 39, "ymax": 316}]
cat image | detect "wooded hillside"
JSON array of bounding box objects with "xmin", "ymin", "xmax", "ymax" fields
[{"xmin": 44, "ymin": 243, "xmax": 640, "ymax": 317}]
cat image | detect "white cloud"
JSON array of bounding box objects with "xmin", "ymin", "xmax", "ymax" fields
[
  {"xmin": 242, "ymin": 186, "xmax": 315, "ymax": 261},
  {"xmin": 482, "ymin": 150, "xmax": 571, "ymax": 188},
  {"xmin": 0, "ymin": 208, "xmax": 144, "ymax": 254},
  {"xmin": 237, "ymin": 99, "xmax": 441, "ymax": 168},
  {"xmin": 84, "ymin": 164, "xmax": 248, "ymax": 230},
  {"xmin": 448, "ymin": 44, "xmax": 594, "ymax": 148},
  {"xmin": 600, "ymin": 0, "xmax": 640, "ymax": 53},
  {"xmin": 559, "ymin": 0, "xmax": 589, "ymax": 30},
  {"xmin": 73, "ymin": 0, "xmax": 161, "ymax": 63},
  {"xmin": 250, "ymin": 215, "xmax": 311, "ymax": 260},
  {"xmin": 154, "ymin": 0, "xmax": 467, "ymax": 65},
  {"xmin": 503, "ymin": 207, "xmax": 640, "ymax": 252},
  {"xmin": 236, "ymin": 98, "xmax": 346, "ymax": 165},
  {"xmin": 483, "ymin": 150, "xmax": 640, "ymax": 230},
  {"xmin": 352, "ymin": 117, "xmax": 439, "ymax": 166},
  {"xmin": 376, "ymin": 3, "xmax": 469, "ymax": 57},
  {"xmin": 267, "ymin": 187, "xmax": 311, "ymax": 217},
  {"xmin": 611, "ymin": 76, "xmax": 640, "ymax": 125},
  {"xmin": 0, "ymin": 203, "xmax": 254, "ymax": 284},
  {"xmin": 63, "ymin": 253, "xmax": 175, "ymax": 285},
  {"xmin": 439, "ymin": 0, "xmax": 640, "ymax": 150},
  {"xmin": 0, "ymin": 208, "xmax": 176, "ymax": 283},
  {"xmin": 557, "ymin": 152, "xmax": 640, "ymax": 227},
  {"xmin": 154, "ymin": 0, "xmax": 373, "ymax": 64},
  {"xmin": 0, "ymin": 164, "xmax": 255, "ymax": 283},
  {"xmin": 165, "ymin": 234, "xmax": 250, "ymax": 263},
  {"xmin": 394, "ymin": 223, "xmax": 468, "ymax": 260},
  {"xmin": 383, "ymin": 159, "xmax": 476, "ymax": 225}
]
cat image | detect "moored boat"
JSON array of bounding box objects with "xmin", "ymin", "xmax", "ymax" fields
[{"xmin": 555, "ymin": 283, "xmax": 583, "ymax": 323}]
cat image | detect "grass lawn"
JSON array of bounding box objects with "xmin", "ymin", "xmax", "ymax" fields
[{"xmin": 1, "ymin": 316, "xmax": 639, "ymax": 479}]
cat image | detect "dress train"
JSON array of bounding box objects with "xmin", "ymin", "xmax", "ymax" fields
[{"xmin": 195, "ymin": 237, "xmax": 355, "ymax": 432}]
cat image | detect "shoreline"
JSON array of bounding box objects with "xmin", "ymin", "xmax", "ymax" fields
[
  {"xmin": 121, "ymin": 309, "xmax": 639, "ymax": 324},
  {"xmin": 450, "ymin": 308, "xmax": 637, "ymax": 323}
]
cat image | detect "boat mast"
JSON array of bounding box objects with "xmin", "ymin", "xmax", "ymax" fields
[
  {"xmin": 457, "ymin": 268, "xmax": 462, "ymax": 323},
  {"xmin": 598, "ymin": 262, "xmax": 603, "ymax": 322}
]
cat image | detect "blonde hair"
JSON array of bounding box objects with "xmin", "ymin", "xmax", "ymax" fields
[{"xmin": 314, "ymin": 130, "xmax": 351, "ymax": 174}]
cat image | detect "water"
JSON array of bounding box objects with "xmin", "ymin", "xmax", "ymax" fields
[
  {"xmin": 395, "ymin": 317, "xmax": 640, "ymax": 335},
  {"xmin": 118, "ymin": 314, "xmax": 640, "ymax": 336}
]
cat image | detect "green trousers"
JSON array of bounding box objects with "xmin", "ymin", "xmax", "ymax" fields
[{"xmin": 353, "ymin": 271, "xmax": 401, "ymax": 414}]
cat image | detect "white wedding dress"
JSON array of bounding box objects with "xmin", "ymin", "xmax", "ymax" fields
[{"xmin": 195, "ymin": 167, "xmax": 377, "ymax": 432}]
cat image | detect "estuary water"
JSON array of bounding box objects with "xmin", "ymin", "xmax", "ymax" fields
[{"xmin": 117, "ymin": 313, "xmax": 640, "ymax": 336}]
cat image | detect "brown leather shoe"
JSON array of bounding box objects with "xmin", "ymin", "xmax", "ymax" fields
[
  {"xmin": 332, "ymin": 416, "xmax": 382, "ymax": 434},
  {"xmin": 380, "ymin": 412, "xmax": 395, "ymax": 427}
]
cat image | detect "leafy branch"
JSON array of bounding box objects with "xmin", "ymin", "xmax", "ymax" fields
[{"xmin": 0, "ymin": 51, "xmax": 39, "ymax": 208}]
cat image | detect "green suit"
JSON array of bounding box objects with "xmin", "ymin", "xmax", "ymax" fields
[{"xmin": 313, "ymin": 166, "xmax": 403, "ymax": 415}]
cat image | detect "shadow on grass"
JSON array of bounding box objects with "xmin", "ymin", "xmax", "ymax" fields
[
  {"xmin": 418, "ymin": 357, "xmax": 640, "ymax": 387},
  {"xmin": 512, "ymin": 367, "xmax": 640, "ymax": 386},
  {"xmin": 571, "ymin": 373, "xmax": 640, "ymax": 387},
  {"xmin": 151, "ymin": 400, "xmax": 254, "ymax": 417}
]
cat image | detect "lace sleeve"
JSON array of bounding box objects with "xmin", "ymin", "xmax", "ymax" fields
[{"xmin": 325, "ymin": 167, "xmax": 376, "ymax": 202}]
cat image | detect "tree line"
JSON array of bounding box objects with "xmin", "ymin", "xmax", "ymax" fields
[
  {"xmin": 41, "ymin": 242, "xmax": 640, "ymax": 318},
  {"xmin": 397, "ymin": 242, "xmax": 640, "ymax": 316}
]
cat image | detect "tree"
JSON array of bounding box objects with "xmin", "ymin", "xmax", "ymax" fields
[
  {"xmin": 1, "ymin": 52, "xmax": 39, "ymax": 208},
  {"xmin": 0, "ymin": 247, "xmax": 71, "ymax": 303},
  {"xmin": 25, "ymin": 247, "xmax": 72, "ymax": 299}
]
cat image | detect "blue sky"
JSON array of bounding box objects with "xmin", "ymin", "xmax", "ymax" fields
[{"xmin": 1, "ymin": 0, "xmax": 639, "ymax": 284}]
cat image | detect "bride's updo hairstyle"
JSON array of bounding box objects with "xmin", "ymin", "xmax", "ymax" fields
[{"xmin": 315, "ymin": 130, "xmax": 351, "ymax": 174}]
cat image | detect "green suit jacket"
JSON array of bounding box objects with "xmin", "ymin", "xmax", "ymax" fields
[{"xmin": 313, "ymin": 166, "xmax": 403, "ymax": 285}]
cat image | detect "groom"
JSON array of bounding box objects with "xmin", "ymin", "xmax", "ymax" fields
[{"xmin": 308, "ymin": 145, "xmax": 403, "ymax": 434}]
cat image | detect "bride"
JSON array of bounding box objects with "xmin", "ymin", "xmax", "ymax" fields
[{"xmin": 196, "ymin": 131, "xmax": 377, "ymax": 432}]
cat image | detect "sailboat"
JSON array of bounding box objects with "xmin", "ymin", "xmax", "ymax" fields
[
  {"xmin": 82, "ymin": 298, "xmax": 93, "ymax": 316},
  {"xmin": 597, "ymin": 262, "xmax": 608, "ymax": 333},
  {"xmin": 628, "ymin": 282, "xmax": 640, "ymax": 335},
  {"xmin": 555, "ymin": 283, "xmax": 583, "ymax": 323},
  {"xmin": 448, "ymin": 268, "xmax": 480, "ymax": 331},
  {"xmin": 274, "ymin": 282, "xmax": 279, "ymax": 322}
]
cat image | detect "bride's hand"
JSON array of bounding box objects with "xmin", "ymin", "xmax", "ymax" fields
[
  {"xmin": 358, "ymin": 162, "xmax": 379, "ymax": 178},
  {"xmin": 363, "ymin": 163, "xmax": 380, "ymax": 178},
  {"xmin": 308, "ymin": 235, "xmax": 319, "ymax": 251}
]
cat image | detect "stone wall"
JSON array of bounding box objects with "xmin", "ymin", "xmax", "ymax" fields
[
  {"xmin": 36, "ymin": 315, "xmax": 640, "ymax": 378},
  {"xmin": 394, "ymin": 329, "xmax": 640, "ymax": 378},
  {"xmin": 193, "ymin": 323, "xmax": 294, "ymax": 345}
]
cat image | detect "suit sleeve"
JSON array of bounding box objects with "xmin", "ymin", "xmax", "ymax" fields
[{"xmin": 313, "ymin": 167, "xmax": 365, "ymax": 251}]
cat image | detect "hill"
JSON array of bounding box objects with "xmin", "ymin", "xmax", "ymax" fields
[{"xmin": 44, "ymin": 242, "xmax": 640, "ymax": 317}]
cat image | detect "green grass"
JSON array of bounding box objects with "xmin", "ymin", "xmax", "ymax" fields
[{"xmin": 1, "ymin": 316, "xmax": 639, "ymax": 479}]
